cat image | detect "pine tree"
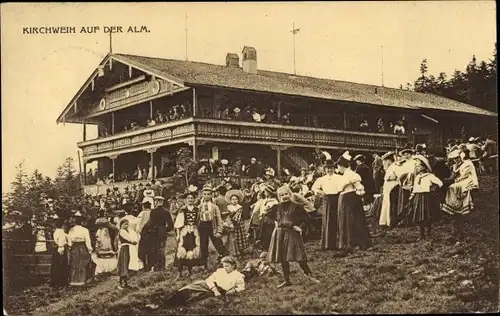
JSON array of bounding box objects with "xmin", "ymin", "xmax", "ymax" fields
[
  {"xmin": 2, "ymin": 161, "xmax": 30, "ymax": 227},
  {"xmin": 175, "ymin": 147, "xmax": 199, "ymax": 188}
]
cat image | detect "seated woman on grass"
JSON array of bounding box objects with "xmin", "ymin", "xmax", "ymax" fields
[{"xmin": 146, "ymin": 256, "xmax": 245, "ymax": 310}]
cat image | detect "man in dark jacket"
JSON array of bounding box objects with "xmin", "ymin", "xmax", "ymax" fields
[
  {"xmin": 371, "ymin": 153, "xmax": 384, "ymax": 194},
  {"xmin": 143, "ymin": 196, "xmax": 174, "ymax": 271},
  {"xmin": 354, "ymin": 154, "xmax": 375, "ymax": 208}
]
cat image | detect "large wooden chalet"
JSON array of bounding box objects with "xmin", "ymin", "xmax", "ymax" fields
[{"xmin": 57, "ymin": 46, "xmax": 497, "ymax": 195}]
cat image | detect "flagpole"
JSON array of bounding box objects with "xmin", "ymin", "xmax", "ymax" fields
[
  {"xmin": 290, "ymin": 22, "xmax": 300, "ymax": 75},
  {"xmin": 293, "ymin": 22, "xmax": 296, "ymax": 75}
]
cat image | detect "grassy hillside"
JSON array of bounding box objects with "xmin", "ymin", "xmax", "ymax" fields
[{"xmin": 4, "ymin": 175, "xmax": 499, "ymax": 315}]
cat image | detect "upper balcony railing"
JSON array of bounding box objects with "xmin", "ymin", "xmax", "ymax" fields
[{"xmin": 79, "ymin": 117, "xmax": 409, "ymax": 157}]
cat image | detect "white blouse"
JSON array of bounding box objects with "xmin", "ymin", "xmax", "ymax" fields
[
  {"xmin": 396, "ymin": 159, "xmax": 416, "ymax": 178},
  {"xmin": 412, "ymin": 173, "xmax": 443, "ymax": 193},
  {"xmin": 384, "ymin": 163, "xmax": 399, "ymax": 181},
  {"xmin": 53, "ymin": 228, "xmax": 69, "ymax": 248},
  {"xmin": 339, "ymin": 168, "xmax": 364, "ymax": 194},
  {"xmin": 205, "ymin": 268, "xmax": 245, "ymax": 292},
  {"xmin": 68, "ymin": 225, "xmax": 92, "ymax": 251},
  {"xmin": 312, "ymin": 174, "xmax": 343, "ymax": 195}
]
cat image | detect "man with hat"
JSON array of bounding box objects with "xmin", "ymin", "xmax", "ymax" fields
[
  {"xmin": 134, "ymin": 183, "xmax": 145, "ymax": 206},
  {"xmin": 246, "ymin": 157, "xmax": 259, "ymax": 178},
  {"xmin": 415, "ymin": 143, "xmax": 428, "ymax": 157},
  {"xmin": 481, "ymin": 134, "xmax": 497, "ymax": 174},
  {"xmin": 354, "ymin": 154, "xmax": 375, "ymax": 211},
  {"xmin": 198, "ymin": 183, "xmax": 229, "ymax": 269},
  {"xmin": 140, "ymin": 196, "xmax": 174, "ymax": 271},
  {"xmin": 372, "ymin": 152, "xmax": 384, "ymax": 194},
  {"xmin": 466, "ymin": 137, "xmax": 483, "ymax": 171},
  {"xmin": 137, "ymin": 200, "xmax": 153, "ymax": 271}
]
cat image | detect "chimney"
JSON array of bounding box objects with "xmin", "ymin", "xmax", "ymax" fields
[
  {"xmin": 242, "ymin": 46, "xmax": 257, "ymax": 74},
  {"xmin": 225, "ymin": 53, "xmax": 239, "ymax": 68}
]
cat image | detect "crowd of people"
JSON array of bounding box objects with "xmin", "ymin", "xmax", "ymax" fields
[
  {"xmin": 98, "ymin": 101, "xmax": 193, "ymax": 138},
  {"xmin": 38, "ymin": 132, "xmax": 496, "ymax": 308},
  {"xmin": 95, "ymin": 97, "xmax": 416, "ymax": 142}
]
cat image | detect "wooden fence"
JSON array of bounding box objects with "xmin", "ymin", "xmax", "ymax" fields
[{"xmin": 3, "ymin": 239, "xmax": 54, "ymax": 295}]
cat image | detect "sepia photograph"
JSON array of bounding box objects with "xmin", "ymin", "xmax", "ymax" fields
[{"xmin": 1, "ymin": 2, "xmax": 498, "ymax": 315}]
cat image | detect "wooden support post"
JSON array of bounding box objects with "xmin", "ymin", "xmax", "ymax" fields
[
  {"xmin": 83, "ymin": 121, "xmax": 87, "ymax": 141},
  {"xmin": 129, "ymin": 65, "xmax": 132, "ymax": 78},
  {"xmin": 150, "ymin": 151, "xmax": 154, "ymax": 179},
  {"xmin": 277, "ymin": 101, "xmax": 281, "ymax": 119},
  {"xmin": 111, "ymin": 157, "xmax": 116, "ymax": 183},
  {"xmin": 343, "ymin": 110, "xmax": 348, "ymax": 129},
  {"xmin": 111, "ymin": 112, "xmax": 115, "ymax": 134},
  {"xmin": 190, "ymin": 140, "xmax": 197, "ymax": 161},
  {"xmin": 83, "ymin": 160, "xmax": 87, "ymax": 185},
  {"xmin": 149, "ymin": 100, "xmax": 153, "ymax": 120},
  {"xmin": 192, "ymin": 88, "xmax": 197, "ymax": 117},
  {"xmin": 277, "ymin": 147, "xmax": 282, "ymax": 178}
]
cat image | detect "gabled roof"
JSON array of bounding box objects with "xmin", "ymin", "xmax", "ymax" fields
[
  {"xmin": 56, "ymin": 53, "xmax": 111, "ymax": 124},
  {"xmin": 113, "ymin": 53, "xmax": 496, "ymax": 116}
]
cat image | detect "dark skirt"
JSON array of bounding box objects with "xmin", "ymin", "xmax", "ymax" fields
[
  {"xmin": 117, "ymin": 245, "xmax": 130, "ymax": 277},
  {"xmin": 69, "ymin": 242, "xmax": 91, "ymax": 286},
  {"xmin": 164, "ymin": 280, "xmax": 217, "ymax": 307},
  {"xmin": 321, "ymin": 194, "xmax": 339, "ymax": 250},
  {"xmin": 373, "ymin": 170, "xmax": 384, "ymax": 194},
  {"xmin": 50, "ymin": 246, "xmax": 69, "ymax": 287},
  {"xmin": 388, "ymin": 184, "xmax": 401, "ymax": 227},
  {"xmin": 395, "ymin": 186, "xmax": 411, "ymax": 226},
  {"xmin": 371, "ymin": 195, "xmax": 383, "ymax": 220},
  {"xmin": 268, "ymin": 227, "xmax": 307, "ymax": 263},
  {"xmin": 337, "ymin": 191, "xmax": 372, "ymax": 250},
  {"xmin": 407, "ymin": 192, "xmax": 440, "ymax": 226},
  {"xmin": 257, "ymin": 218, "xmax": 275, "ymax": 251}
]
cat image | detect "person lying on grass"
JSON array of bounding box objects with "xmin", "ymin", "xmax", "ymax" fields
[
  {"xmin": 241, "ymin": 251, "xmax": 279, "ymax": 280},
  {"xmin": 146, "ymin": 256, "xmax": 245, "ymax": 309}
]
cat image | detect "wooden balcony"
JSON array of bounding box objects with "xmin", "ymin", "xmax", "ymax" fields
[{"xmin": 79, "ymin": 117, "xmax": 408, "ymax": 159}]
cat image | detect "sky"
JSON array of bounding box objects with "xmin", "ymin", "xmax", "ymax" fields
[{"xmin": 1, "ymin": 1, "xmax": 497, "ymax": 192}]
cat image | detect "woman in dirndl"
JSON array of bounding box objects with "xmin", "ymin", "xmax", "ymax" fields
[
  {"xmin": 311, "ymin": 159, "xmax": 342, "ymax": 250},
  {"xmin": 173, "ymin": 192, "xmax": 202, "ymax": 278},
  {"xmin": 225, "ymin": 189, "xmax": 249, "ymax": 259},
  {"xmin": 267, "ymin": 185, "xmax": 320, "ymax": 288},
  {"xmin": 50, "ymin": 214, "xmax": 70, "ymax": 288},
  {"xmin": 442, "ymin": 149, "xmax": 479, "ymax": 242},
  {"xmin": 336, "ymin": 152, "xmax": 372, "ymax": 253},
  {"xmin": 93, "ymin": 209, "xmax": 117, "ymax": 276},
  {"xmin": 117, "ymin": 218, "xmax": 140, "ymax": 289},
  {"xmin": 407, "ymin": 155, "xmax": 443, "ymax": 241},
  {"xmin": 68, "ymin": 211, "xmax": 93, "ymax": 286}
]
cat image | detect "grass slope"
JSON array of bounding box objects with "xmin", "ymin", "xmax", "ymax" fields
[{"xmin": 4, "ymin": 175, "xmax": 499, "ymax": 315}]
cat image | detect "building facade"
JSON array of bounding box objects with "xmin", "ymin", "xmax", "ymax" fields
[{"xmin": 56, "ymin": 47, "xmax": 497, "ymax": 195}]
